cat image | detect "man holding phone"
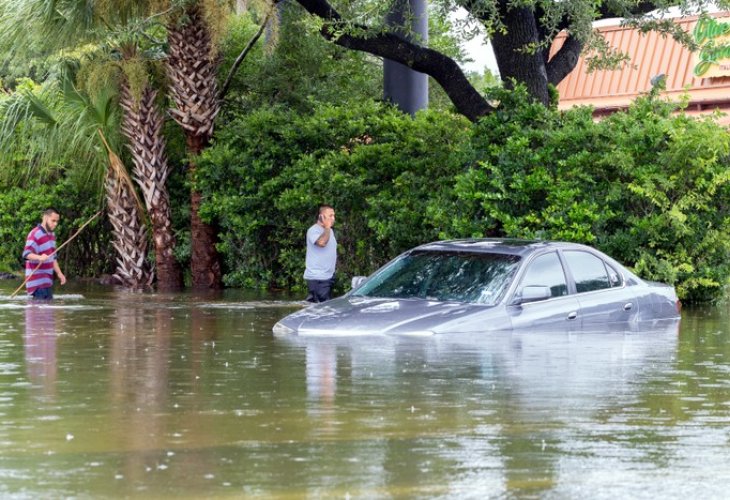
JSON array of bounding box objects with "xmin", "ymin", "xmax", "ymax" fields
[{"xmin": 304, "ymin": 205, "xmax": 337, "ymax": 302}]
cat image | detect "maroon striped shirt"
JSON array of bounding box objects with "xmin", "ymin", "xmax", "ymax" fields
[{"xmin": 22, "ymin": 225, "xmax": 56, "ymax": 293}]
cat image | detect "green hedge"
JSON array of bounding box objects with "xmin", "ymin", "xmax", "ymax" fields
[
  {"xmin": 197, "ymin": 100, "xmax": 471, "ymax": 290},
  {"xmin": 199, "ymin": 89, "xmax": 730, "ymax": 302},
  {"xmin": 0, "ymin": 180, "xmax": 111, "ymax": 278},
  {"xmin": 443, "ymin": 88, "xmax": 730, "ymax": 301}
]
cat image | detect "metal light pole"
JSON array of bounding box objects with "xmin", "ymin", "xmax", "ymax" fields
[{"xmin": 383, "ymin": 0, "xmax": 429, "ymax": 115}]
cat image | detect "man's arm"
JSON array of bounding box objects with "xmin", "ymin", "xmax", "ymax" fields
[
  {"xmin": 25, "ymin": 252, "xmax": 49, "ymax": 262},
  {"xmin": 53, "ymin": 260, "xmax": 66, "ymax": 285},
  {"xmin": 315, "ymin": 227, "xmax": 331, "ymax": 247}
]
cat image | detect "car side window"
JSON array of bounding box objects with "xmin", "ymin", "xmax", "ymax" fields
[
  {"xmin": 520, "ymin": 252, "xmax": 568, "ymax": 298},
  {"xmin": 563, "ymin": 251, "xmax": 611, "ymax": 293}
]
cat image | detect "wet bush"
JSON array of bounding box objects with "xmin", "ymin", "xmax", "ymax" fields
[
  {"xmin": 200, "ymin": 88, "xmax": 730, "ymax": 302},
  {"xmin": 0, "ymin": 180, "xmax": 112, "ymax": 278},
  {"xmin": 197, "ymin": 100, "xmax": 471, "ymax": 291},
  {"xmin": 441, "ymin": 87, "xmax": 730, "ymax": 302}
]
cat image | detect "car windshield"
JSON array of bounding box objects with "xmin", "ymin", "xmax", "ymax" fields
[{"xmin": 351, "ymin": 250, "xmax": 521, "ymax": 305}]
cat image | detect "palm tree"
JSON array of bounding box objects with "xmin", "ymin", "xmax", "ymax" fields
[
  {"xmin": 99, "ymin": 130, "xmax": 154, "ymax": 289},
  {"xmin": 166, "ymin": 2, "xmax": 223, "ymax": 289},
  {"xmin": 0, "ymin": 0, "xmax": 182, "ymax": 289},
  {"xmin": 119, "ymin": 45, "xmax": 184, "ymax": 291},
  {"xmin": 2, "ymin": 0, "xmax": 275, "ymax": 290},
  {"xmin": 165, "ymin": 0, "xmax": 276, "ymax": 289}
]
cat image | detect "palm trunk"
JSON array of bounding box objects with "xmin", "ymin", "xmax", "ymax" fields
[
  {"xmin": 187, "ymin": 135, "xmax": 223, "ymax": 288},
  {"xmin": 105, "ymin": 165, "xmax": 153, "ymax": 289},
  {"xmin": 119, "ymin": 80, "xmax": 184, "ymax": 291},
  {"xmin": 167, "ymin": 3, "xmax": 223, "ymax": 289}
]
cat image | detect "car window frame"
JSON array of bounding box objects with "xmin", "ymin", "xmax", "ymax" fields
[
  {"xmin": 558, "ymin": 248, "xmax": 626, "ymax": 296},
  {"xmin": 508, "ymin": 250, "xmax": 572, "ymax": 305}
]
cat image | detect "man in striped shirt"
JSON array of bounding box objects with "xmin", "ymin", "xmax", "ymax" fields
[{"xmin": 22, "ymin": 208, "xmax": 66, "ymax": 300}]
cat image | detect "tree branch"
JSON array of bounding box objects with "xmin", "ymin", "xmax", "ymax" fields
[
  {"xmin": 296, "ymin": 0, "xmax": 494, "ymax": 121},
  {"xmin": 597, "ymin": 1, "xmax": 659, "ymax": 20},
  {"xmin": 544, "ymin": 2, "xmax": 661, "ymax": 85},
  {"xmin": 546, "ymin": 34, "xmax": 583, "ymax": 85},
  {"xmin": 219, "ymin": 7, "xmax": 274, "ymax": 102}
]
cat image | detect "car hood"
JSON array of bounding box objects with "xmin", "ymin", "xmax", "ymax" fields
[{"xmin": 279, "ymin": 296, "xmax": 505, "ymax": 335}]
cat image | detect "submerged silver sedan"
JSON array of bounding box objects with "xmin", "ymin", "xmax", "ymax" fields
[{"xmin": 273, "ymin": 239, "xmax": 682, "ymax": 336}]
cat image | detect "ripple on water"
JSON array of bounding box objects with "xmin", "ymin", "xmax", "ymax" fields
[
  {"xmin": 198, "ymin": 301, "xmax": 308, "ymax": 310},
  {"xmin": 0, "ymin": 304, "xmax": 27, "ymax": 310},
  {"xmin": 0, "ymin": 293, "xmax": 85, "ymax": 300},
  {"xmin": 0, "ymin": 363, "xmax": 21, "ymax": 376},
  {"xmin": 35, "ymin": 415, "xmax": 62, "ymax": 422},
  {"xmin": 0, "ymin": 296, "xmax": 95, "ymax": 311}
]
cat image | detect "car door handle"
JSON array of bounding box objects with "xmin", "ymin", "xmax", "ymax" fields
[
  {"xmin": 623, "ymin": 302, "xmax": 633, "ymax": 311},
  {"xmin": 567, "ymin": 311, "xmax": 578, "ymax": 320}
]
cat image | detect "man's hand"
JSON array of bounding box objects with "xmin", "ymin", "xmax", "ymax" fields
[{"xmin": 57, "ymin": 272, "xmax": 66, "ymax": 285}]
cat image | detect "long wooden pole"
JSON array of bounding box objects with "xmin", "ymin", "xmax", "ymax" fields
[{"xmin": 10, "ymin": 210, "xmax": 103, "ymax": 298}]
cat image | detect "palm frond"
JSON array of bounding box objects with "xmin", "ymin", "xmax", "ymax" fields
[
  {"xmin": 22, "ymin": 91, "xmax": 60, "ymax": 126},
  {"xmin": 0, "ymin": 0, "xmax": 167, "ymax": 64},
  {"xmin": 0, "ymin": 76, "xmax": 122, "ymax": 190}
]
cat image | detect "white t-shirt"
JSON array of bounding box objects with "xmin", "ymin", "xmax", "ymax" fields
[{"xmin": 304, "ymin": 224, "xmax": 337, "ymax": 280}]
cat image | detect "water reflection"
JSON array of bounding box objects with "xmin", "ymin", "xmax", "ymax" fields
[
  {"xmin": 306, "ymin": 343, "xmax": 337, "ymax": 404},
  {"xmin": 108, "ymin": 304, "xmax": 172, "ymax": 490},
  {"xmin": 7, "ymin": 282, "xmax": 730, "ymax": 499},
  {"xmin": 280, "ymin": 320, "xmax": 682, "ymax": 497},
  {"xmin": 24, "ymin": 304, "xmax": 60, "ymax": 398}
]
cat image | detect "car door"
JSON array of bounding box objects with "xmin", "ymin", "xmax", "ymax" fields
[
  {"xmin": 561, "ymin": 249, "xmax": 639, "ymax": 325},
  {"xmin": 506, "ymin": 251, "xmax": 581, "ymax": 330}
]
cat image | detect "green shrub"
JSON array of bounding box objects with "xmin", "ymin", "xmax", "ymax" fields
[
  {"xmin": 0, "ymin": 180, "xmax": 111, "ymax": 278},
  {"xmin": 201, "ymin": 86, "xmax": 730, "ymax": 302},
  {"xmin": 198, "ymin": 100, "xmax": 471, "ymax": 291},
  {"xmin": 440, "ymin": 87, "xmax": 730, "ymax": 302}
]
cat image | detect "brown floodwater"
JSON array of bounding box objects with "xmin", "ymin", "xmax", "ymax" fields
[{"xmin": 0, "ymin": 281, "xmax": 729, "ymax": 498}]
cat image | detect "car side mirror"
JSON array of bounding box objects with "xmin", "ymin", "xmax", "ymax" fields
[
  {"xmin": 351, "ymin": 276, "xmax": 368, "ymax": 290},
  {"xmin": 514, "ymin": 285, "xmax": 552, "ymax": 304}
]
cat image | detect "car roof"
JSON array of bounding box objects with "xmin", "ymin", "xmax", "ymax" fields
[{"xmin": 413, "ymin": 238, "xmax": 590, "ymax": 258}]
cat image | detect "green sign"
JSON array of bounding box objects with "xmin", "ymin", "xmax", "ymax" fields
[{"xmin": 693, "ymin": 16, "xmax": 730, "ymax": 77}]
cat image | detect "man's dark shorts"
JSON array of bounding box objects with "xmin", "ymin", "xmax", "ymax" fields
[
  {"xmin": 31, "ymin": 287, "xmax": 53, "ymax": 300},
  {"xmin": 306, "ymin": 278, "xmax": 334, "ymax": 303}
]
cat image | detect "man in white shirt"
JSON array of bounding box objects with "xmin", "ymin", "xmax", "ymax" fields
[{"xmin": 304, "ymin": 205, "xmax": 337, "ymax": 302}]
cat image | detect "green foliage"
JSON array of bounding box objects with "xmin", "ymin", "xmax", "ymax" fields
[
  {"xmin": 0, "ymin": 71, "xmax": 120, "ymax": 279},
  {"xmin": 0, "ymin": 77, "xmax": 120, "ymax": 192},
  {"xmin": 198, "ymin": 100, "xmax": 471, "ymax": 291},
  {"xmin": 217, "ymin": 4, "xmax": 381, "ymax": 115},
  {"xmin": 200, "ymin": 84, "xmax": 730, "ymax": 303},
  {"xmin": 442, "ymin": 86, "xmax": 730, "ymax": 303},
  {"xmin": 0, "ymin": 180, "xmax": 112, "ymax": 277}
]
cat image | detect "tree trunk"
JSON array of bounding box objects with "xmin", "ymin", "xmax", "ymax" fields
[
  {"xmin": 119, "ymin": 81, "xmax": 184, "ymax": 292},
  {"xmin": 491, "ymin": 4, "xmax": 550, "ymax": 106},
  {"xmin": 167, "ymin": 3, "xmax": 223, "ymax": 289},
  {"xmin": 296, "ymin": 0, "xmax": 493, "ymax": 121},
  {"xmin": 187, "ymin": 134, "xmax": 222, "ymax": 289},
  {"xmin": 105, "ymin": 164, "xmax": 154, "ymax": 289}
]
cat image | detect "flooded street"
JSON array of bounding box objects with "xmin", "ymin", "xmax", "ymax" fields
[{"xmin": 1, "ymin": 281, "xmax": 730, "ymax": 498}]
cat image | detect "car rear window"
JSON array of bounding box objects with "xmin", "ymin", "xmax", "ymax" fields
[{"xmin": 563, "ymin": 250, "xmax": 612, "ymax": 293}]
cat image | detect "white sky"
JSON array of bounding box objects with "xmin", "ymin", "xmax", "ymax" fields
[
  {"xmin": 454, "ymin": 3, "xmax": 726, "ymax": 76},
  {"xmin": 452, "ymin": 8, "xmax": 499, "ymax": 75},
  {"xmin": 461, "ymin": 30, "xmax": 499, "ymax": 75}
]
